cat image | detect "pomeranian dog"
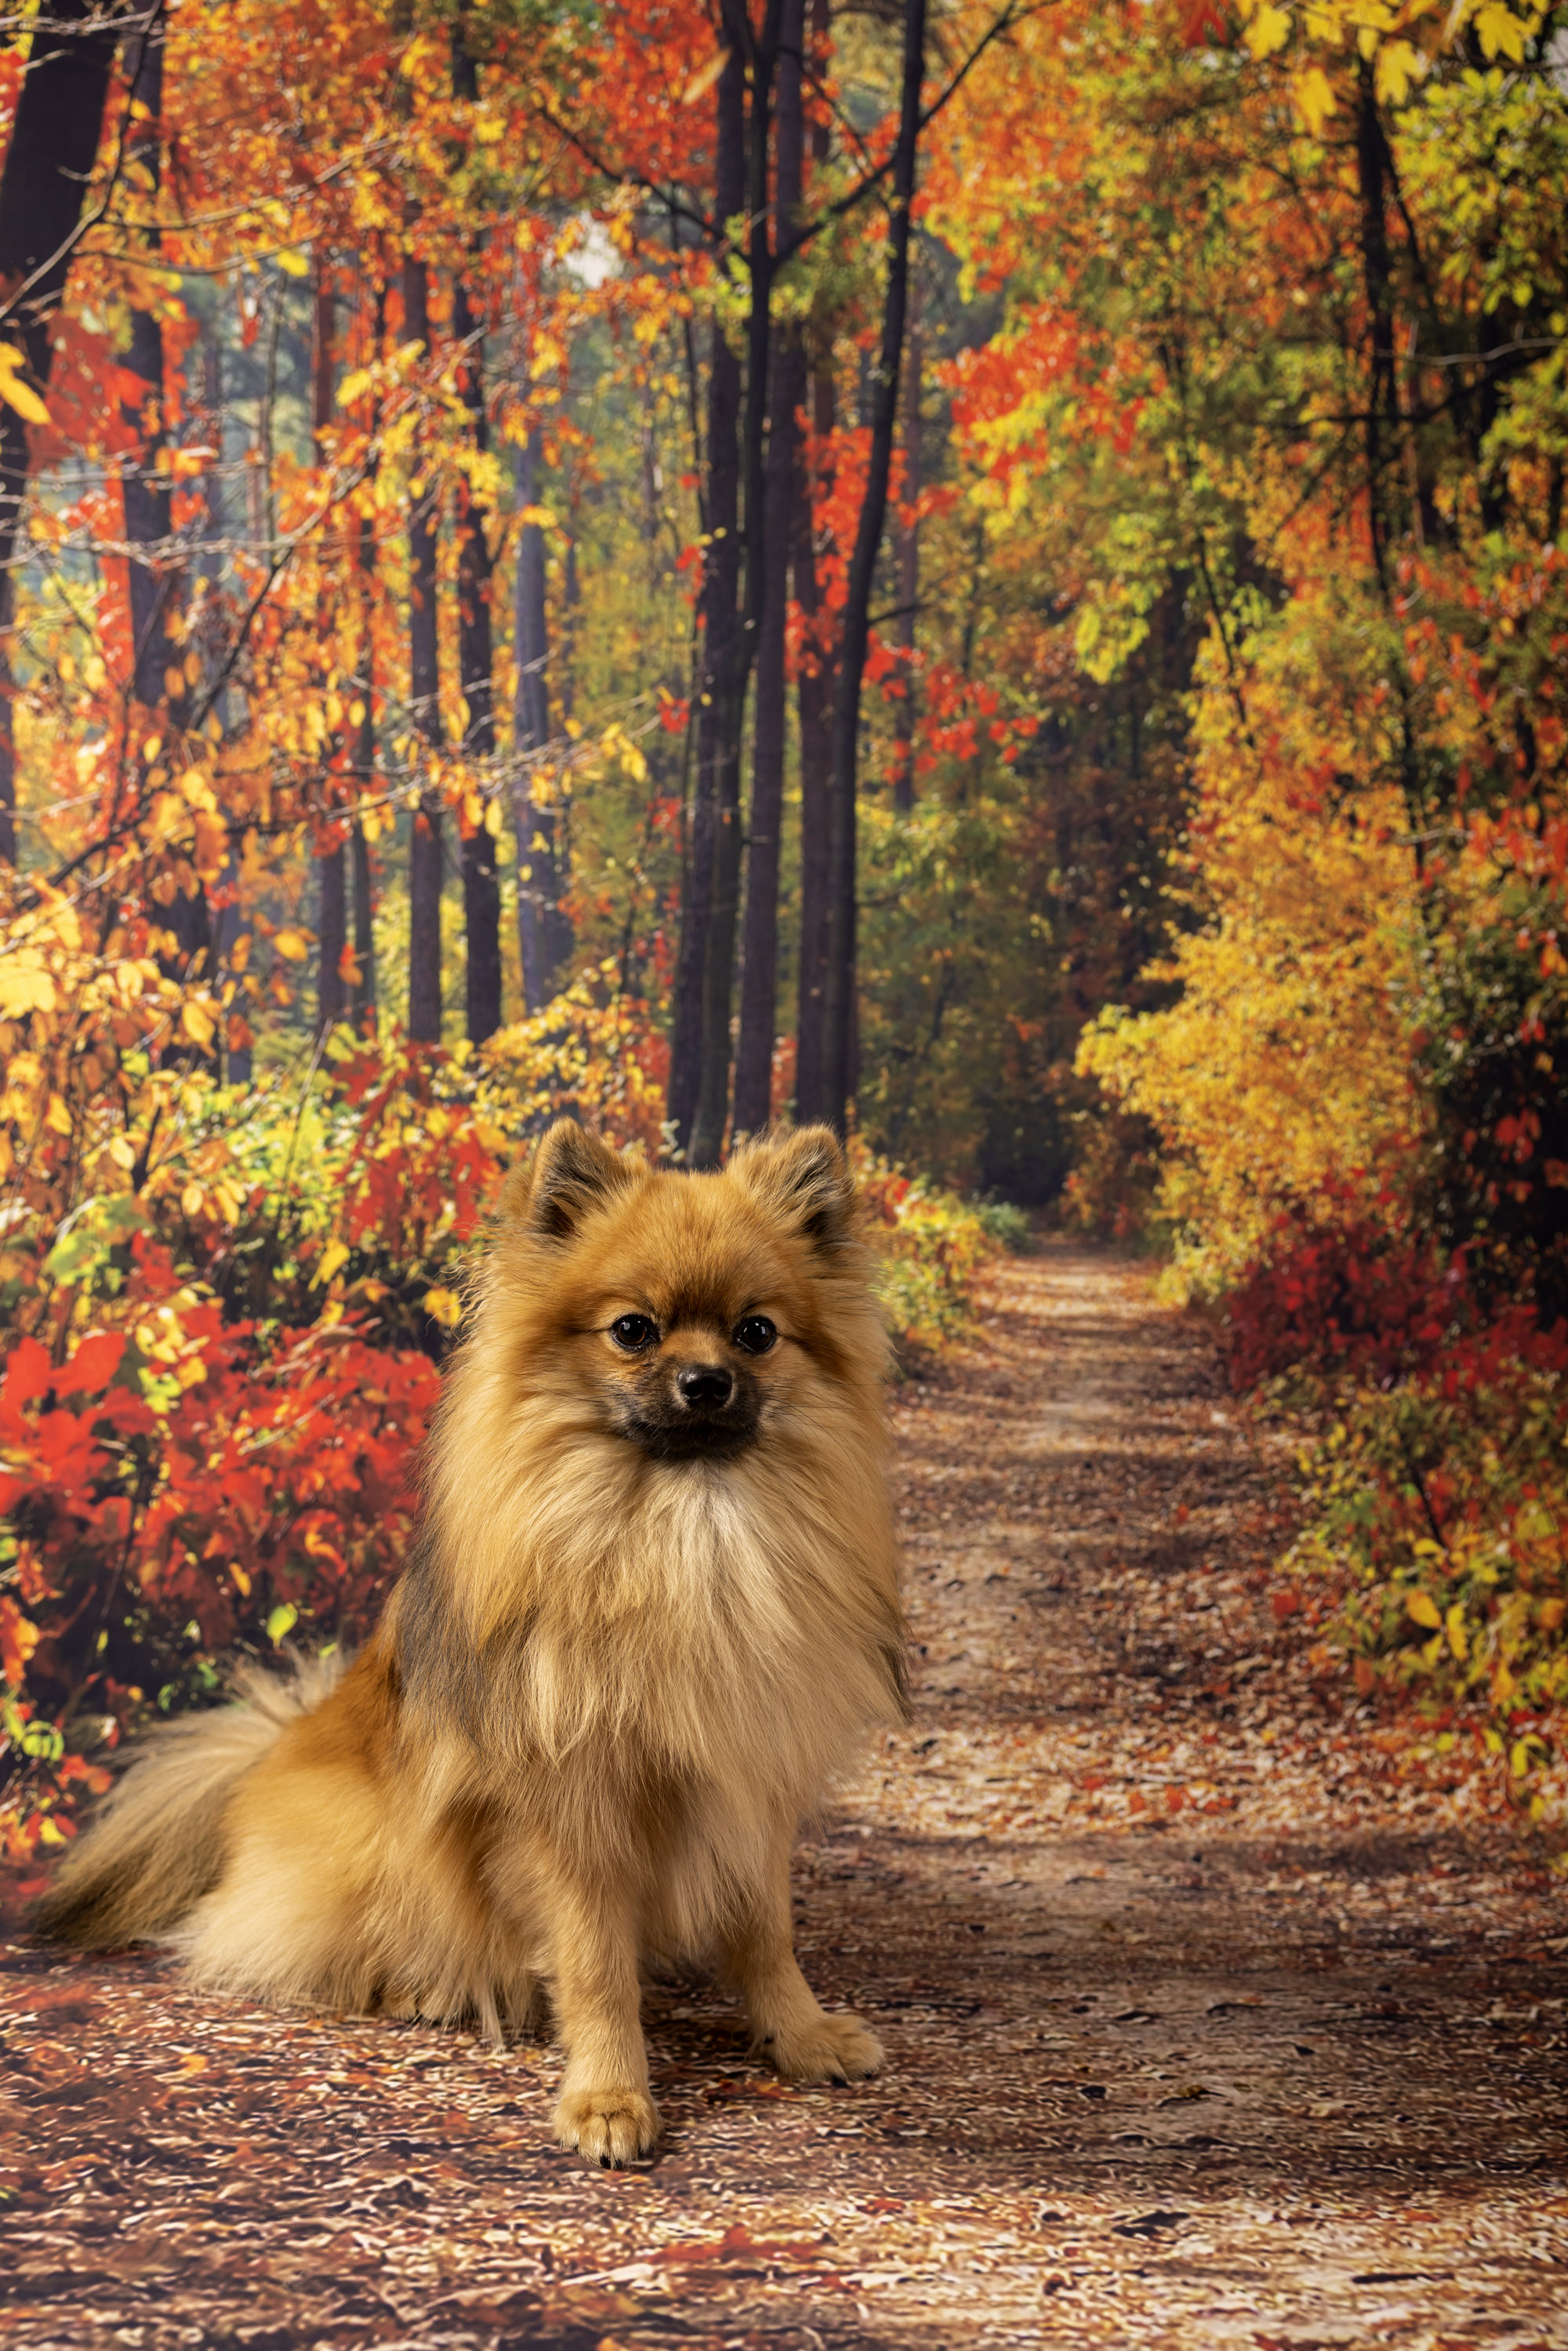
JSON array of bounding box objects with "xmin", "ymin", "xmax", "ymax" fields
[{"xmin": 37, "ymin": 1121, "xmax": 907, "ymax": 2164}]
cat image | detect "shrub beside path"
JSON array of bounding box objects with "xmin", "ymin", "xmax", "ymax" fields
[{"xmin": 2, "ymin": 1243, "xmax": 1564, "ymax": 2349}]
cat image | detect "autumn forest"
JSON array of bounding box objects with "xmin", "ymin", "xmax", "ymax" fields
[{"xmin": 0, "ymin": 0, "xmax": 1565, "ymax": 1864}]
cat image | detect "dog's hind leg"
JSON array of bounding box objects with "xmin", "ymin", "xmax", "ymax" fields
[{"xmin": 719, "ymin": 1823, "xmax": 883, "ymax": 2086}]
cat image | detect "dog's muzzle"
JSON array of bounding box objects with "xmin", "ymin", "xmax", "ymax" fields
[{"xmin": 618, "ymin": 1359, "xmax": 759, "ymax": 1460}]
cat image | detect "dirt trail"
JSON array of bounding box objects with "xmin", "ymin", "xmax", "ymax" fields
[{"xmin": 3, "ymin": 1245, "xmax": 1566, "ymax": 2349}]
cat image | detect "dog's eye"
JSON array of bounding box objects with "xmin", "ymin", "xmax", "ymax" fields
[
  {"xmin": 732, "ymin": 1315, "xmax": 778, "ymax": 1355},
  {"xmin": 609, "ymin": 1314, "xmax": 659, "ymax": 1353}
]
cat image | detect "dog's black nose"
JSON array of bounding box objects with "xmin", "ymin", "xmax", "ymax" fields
[{"xmin": 677, "ymin": 1363, "xmax": 733, "ymax": 1410}]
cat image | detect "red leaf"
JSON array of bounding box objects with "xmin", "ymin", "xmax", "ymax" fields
[
  {"xmin": 1178, "ymin": 1, "xmax": 1229, "ymax": 45},
  {"xmin": 58, "ymin": 1331, "xmax": 126, "ymax": 1398},
  {"xmin": 2, "ymin": 1337, "xmax": 53, "ymax": 1412}
]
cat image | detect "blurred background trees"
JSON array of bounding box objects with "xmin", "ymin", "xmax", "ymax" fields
[{"xmin": 1, "ymin": 0, "xmax": 1565, "ymax": 1845}]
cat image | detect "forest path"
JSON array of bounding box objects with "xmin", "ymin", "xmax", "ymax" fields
[{"xmin": 3, "ymin": 1245, "xmax": 1566, "ymax": 2349}]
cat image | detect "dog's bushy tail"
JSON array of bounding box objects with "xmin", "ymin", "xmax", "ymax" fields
[{"xmin": 33, "ymin": 1655, "xmax": 343, "ymax": 1950}]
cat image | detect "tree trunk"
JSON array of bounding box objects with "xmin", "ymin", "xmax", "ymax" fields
[
  {"xmin": 448, "ymin": 35, "xmax": 499, "ymax": 1042},
  {"xmin": 0, "ymin": 0, "xmax": 122, "ymax": 863},
  {"xmin": 121, "ymin": 20, "xmax": 206, "ymax": 1004},
  {"xmin": 820, "ymin": 0, "xmax": 927, "ymax": 1135},
  {"xmin": 791, "ymin": 401, "xmax": 833, "ymax": 1124},
  {"xmin": 403, "ymin": 249, "xmax": 444, "ymax": 1044},
  {"xmin": 891, "ymin": 282, "xmax": 922, "ymax": 815},
  {"xmin": 544, "ymin": 517, "xmax": 578, "ymax": 985},
  {"xmin": 1354, "ymin": 59, "xmax": 1401, "ymax": 593},
  {"xmin": 120, "ymin": 27, "xmax": 183, "ymax": 720},
  {"xmin": 792, "ymin": 0, "xmax": 835, "ymax": 1125},
  {"xmin": 453, "ymin": 271, "xmax": 501, "ymax": 1042},
  {"xmin": 198, "ymin": 335, "xmax": 252, "ymax": 1085},
  {"xmin": 1353, "ymin": 61, "xmax": 1429, "ymax": 842},
  {"xmin": 666, "ymin": 38, "xmax": 746, "ymax": 1158},
  {"xmin": 350, "ymin": 270, "xmax": 384, "ymax": 1034},
  {"xmin": 317, "ymin": 844, "xmax": 347, "ymax": 1033},
  {"xmin": 688, "ymin": 0, "xmax": 782, "ymax": 1169},
  {"xmin": 732, "ymin": 0, "xmax": 804, "ymax": 1139},
  {"xmin": 511, "ymin": 423, "xmax": 561, "ymax": 1014},
  {"xmin": 312, "ymin": 254, "xmax": 347, "ymax": 1035}
]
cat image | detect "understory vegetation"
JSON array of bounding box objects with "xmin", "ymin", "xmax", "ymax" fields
[{"xmin": 0, "ymin": 1021, "xmax": 1007, "ymax": 1856}]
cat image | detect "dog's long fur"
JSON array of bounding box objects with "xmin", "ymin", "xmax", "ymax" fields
[{"xmin": 37, "ymin": 1123, "xmax": 906, "ymax": 2161}]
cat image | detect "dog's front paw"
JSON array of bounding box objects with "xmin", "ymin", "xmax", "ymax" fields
[
  {"xmin": 764, "ymin": 2008, "xmax": 884, "ymax": 2086},
  {"xmin": 553, "ymin": 2084, "xmax": 660, "ymax": 2168}
]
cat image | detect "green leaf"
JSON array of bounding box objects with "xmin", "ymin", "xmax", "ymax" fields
[
  {"xmin": 44, "ymin": 1195, "xmax": 148, "ymax": 1285},
  {"xmin": 266, "ymin": 1602, "xmax": 298, "ymax": 1647}
]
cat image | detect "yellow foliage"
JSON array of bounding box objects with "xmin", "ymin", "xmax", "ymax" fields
[
  {"xmin": 1243, "ymin": 4, "xmax": 1293, "ymax": 60},
  {"xmin": 0, "ymin": 951, "xmax": 58, "ymax": 1019},
  {"xmin": 312, "ymin": 1239, "xmax": 351, "ymax": 1289},
  {"xmin": 1080, "ymin": 608, "xmax": 1423, "ymax": 1293},
  {"xmin": 0, "ymin": 344, "xmax": 49, "ymax": 426},
  {"xmin": 1374, "ymin": 38, "xmax": 1423, "ymax": 103},
  {"xmin": 1291, "ymin": 66, "xmax": 1337, "ymax": 134},
  {"xmin": 1471, "ymin": 1, "xmax": 1540, "ymax": 61}
]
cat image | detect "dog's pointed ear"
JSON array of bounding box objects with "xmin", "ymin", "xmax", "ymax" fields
[
  {"xmin": 503, "ymin": 1120, "xmax": 640, "ymax": 1242},
  {"xmin": 728, "ymin": 1126, "xmax": 858, "ymax": 1255}
]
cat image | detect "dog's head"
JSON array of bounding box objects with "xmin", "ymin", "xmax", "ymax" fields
[{"xmin": 490, "ymin": 1120, "xmax": 879, "ymax": 1465}]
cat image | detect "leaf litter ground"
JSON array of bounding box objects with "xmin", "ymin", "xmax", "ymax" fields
[{"xmin": 2, "ymin": 1243, "xmax": 1564, "ymax": 2349}]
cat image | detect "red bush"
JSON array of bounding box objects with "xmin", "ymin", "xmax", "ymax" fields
[
  {"xmin": 1221, "ymin": 1186, "xmax": 1472, "ymax": 1392},
  {"xmin": 0, "ymin": 1232, "xmax": 438, "ymax": 1862}
]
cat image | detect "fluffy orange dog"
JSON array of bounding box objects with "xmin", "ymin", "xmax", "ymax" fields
[{"xmin": 38, "ymin": 1122, "xmax": 907, "ymax": 2164}]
